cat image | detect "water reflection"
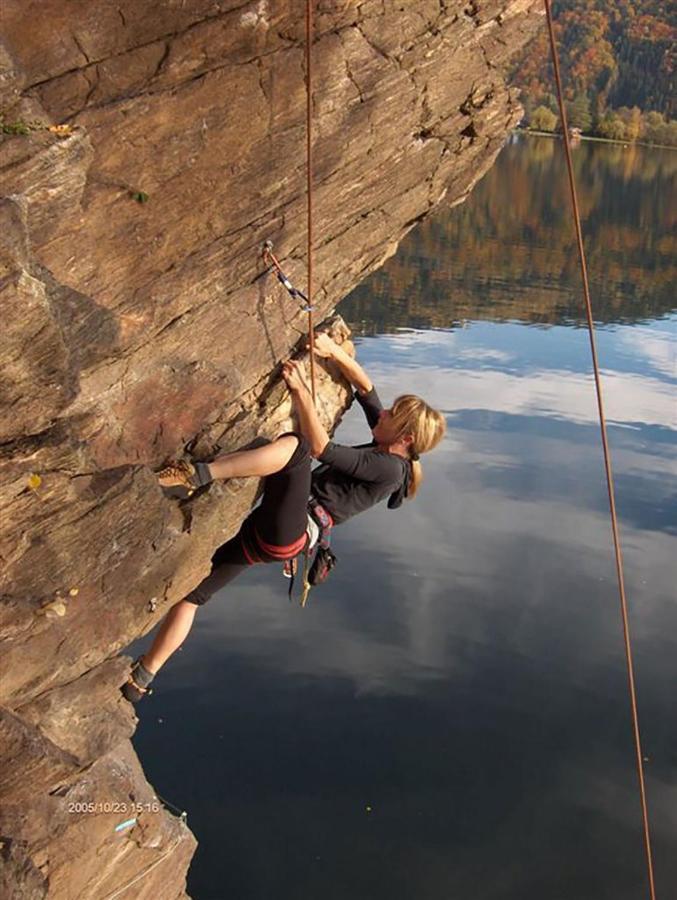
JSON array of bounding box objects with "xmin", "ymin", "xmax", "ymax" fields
[
  {"xmin": 131, "ymin": 138, "xmax": 676, "ymax": 900},
  {"xmin": 342, "ymin": 135, "xmax": 677, "ymax": 332}
]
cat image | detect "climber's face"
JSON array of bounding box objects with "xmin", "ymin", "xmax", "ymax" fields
[{"xmin": 373, "ymin": 407, "xmax": 401, "ymax": 446}]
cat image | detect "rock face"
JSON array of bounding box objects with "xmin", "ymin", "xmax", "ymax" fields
[{"xmin": 0, "ymin": 1, "xmax": 542, "ymax": 896}]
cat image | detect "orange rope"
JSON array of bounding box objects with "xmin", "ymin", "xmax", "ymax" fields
[
  {"xmin": 542, "ymin": 3, "xmax": 656, "ymax": 897},
  {"xmin": 305, "ymin": 0, "xmax": 317, "ymax": 401}
]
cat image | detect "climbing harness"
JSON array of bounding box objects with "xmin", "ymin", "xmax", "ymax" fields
[
  {"xmin": 283, "ymin": 513, "xmax": 319, "ymax": 578},
  {"xmin": 239, "ymin": 520, "xmax": 308, "ymax": 566},
  {"xmin": 543, "ymin": 2, "xmax": 656, "ymax": 896},
  {"xmin": 284, "ymin": 498, "xmax": 335, "ymax": 606},
  {"xmin": 308, "ymin": 498, "xmax": 333, "ymax": 545},
  {"xmin": 304, "ymin": 498, "xmax": 337, "ymax": 601}
]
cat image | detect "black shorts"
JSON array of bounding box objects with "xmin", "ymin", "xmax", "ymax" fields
[{"xmin": 185, "ymin": 434, "xmax": 311, "ymax": 606}]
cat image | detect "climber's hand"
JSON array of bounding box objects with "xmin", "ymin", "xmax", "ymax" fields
[
  {"xmin": 282, "ymin": 359, "xmax": 310, "ymax": 394},
  {"xmin": 308, "ymin": 332, "xmax": 337, "ymax": 359}
]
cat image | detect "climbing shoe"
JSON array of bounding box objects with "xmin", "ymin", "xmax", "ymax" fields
[
  {"xmin": 121, "ymin": 657, "xmax": 155, "ymax": 703},
  {"xmin": 156, "ymin": 459, "xmax": 213, "ymax": 492}
]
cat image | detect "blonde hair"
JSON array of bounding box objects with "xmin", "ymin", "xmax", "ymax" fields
[{"xmin": 389, "ymin": 394, "xmax": 446, "ymax": 500}]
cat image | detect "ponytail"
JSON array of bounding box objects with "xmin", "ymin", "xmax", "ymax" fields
[
  {"xmin": 408, "ymin": 458, "xmax": 423, "ymax": 500},
  {"xmin": 388, "ymin": 395, "xmax": 446, "ymax": 501}
]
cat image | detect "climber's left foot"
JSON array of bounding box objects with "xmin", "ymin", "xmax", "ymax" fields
[{"xmin": 121, "ymin": 657, "xmax": 156, "ymax": 703}]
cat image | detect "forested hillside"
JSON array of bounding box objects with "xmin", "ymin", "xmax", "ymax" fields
[{"xmin": 513, "ymin": 0, "xmax": 676, "ymax": 143}]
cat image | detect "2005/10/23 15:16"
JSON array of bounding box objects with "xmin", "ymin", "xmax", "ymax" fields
[{"xmin": 67, "ymin": 801, "xmax": 161, "ymax": 814}]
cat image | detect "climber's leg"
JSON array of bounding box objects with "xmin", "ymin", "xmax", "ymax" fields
[
  {"xmin": 122, "ymin": 435, "xmax": 312, "ymax": 703},
  {"xmin": 121, "ymin": 545, "xmax": 247, "ymax": 703},
  {"xmin": 121, "ymin": 599, "xmax": 199, "ymax": 702},
  {"xmin": 208, "ymin": 434, "xmax": 300, "ymax": 480},
  {"xmin": 158, "ymin": 435, "xmax": 301, "ymax": 488},
  {"xmin": 140, "ymin": 599, "xmax": 198, "ymax": 674},
  {"xmin": 252, "ymin": 434, "xmax": 312, "ymax": 546}
]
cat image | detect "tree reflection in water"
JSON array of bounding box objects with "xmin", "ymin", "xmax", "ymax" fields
[{"xmin": 341, "ymin": 134, "xmax": 677, "ymax": 334}]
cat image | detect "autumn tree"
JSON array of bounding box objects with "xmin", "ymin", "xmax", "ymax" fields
[
  {"xmin": 616, "ymin": 107, "xmax": 643, "ymax": 141},
  {"xmin": 598, "ymin": 114, "xmax": 626, "ymax": 141},
  {"xmin": 530, "ymin": 105, "xmax": 558, "ymax": 132},
  {"xmin": 567, "ymin": 94, "xmax": 592, "ymax": 131},
  {"xmin": 512, "ymin": 0, "xmax": 676, "ymax": 136}
]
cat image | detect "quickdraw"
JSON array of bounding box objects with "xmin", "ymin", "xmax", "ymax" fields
[
  {"xmin": 262, "ymin": 238, "xmax": 318, "ymax": 399},
  {"xmin": 262, "ymin": 241, "xmax": 315, "ymax": 313}
]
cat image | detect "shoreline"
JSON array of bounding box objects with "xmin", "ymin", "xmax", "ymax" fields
[{"xmin": 516, "ymin": 129, "xmax": 676, "ymax": 152}]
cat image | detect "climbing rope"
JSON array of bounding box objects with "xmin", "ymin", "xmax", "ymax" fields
[
  {"xmin": 543, "ymin": 3, "xmax": 656, "ymax": 897},
  {"xmin": 155, "ymin": 790, "xmax": 189, "ymax": 822},
  {"xmin": 262, "ymin": 1, "xmax": 317, "ymax": 401},
  {"xmin": 305, "ymin": 0, "xmax": 317, "ymax": 402}
]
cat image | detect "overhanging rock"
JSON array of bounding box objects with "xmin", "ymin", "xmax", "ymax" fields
[{"xmin": 0, "ymin": 1, "xmax": 543, "ymax": 895}]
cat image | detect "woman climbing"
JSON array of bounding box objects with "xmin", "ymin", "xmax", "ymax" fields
[{"xmin": 122, "ymin": 332, "xmax": 446, "ymax": 702}]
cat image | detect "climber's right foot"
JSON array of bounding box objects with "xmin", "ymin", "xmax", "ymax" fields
[
  {"xmin": 157, "ymin": 459, "xmax": 214, "ymax": 493},
  {"xmin": 157, "ymin": 459, "xmax": 199, "ymax": 491}
]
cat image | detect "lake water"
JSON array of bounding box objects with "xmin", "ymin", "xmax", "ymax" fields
[{"xmin": 129, "ymin": 135, "xmax": 676, "ymax": 900}]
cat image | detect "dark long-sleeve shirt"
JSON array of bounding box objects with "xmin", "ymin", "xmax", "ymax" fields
[{"xmin": 310, "ymin": 387, "xmax": 411, "ymax": 524}]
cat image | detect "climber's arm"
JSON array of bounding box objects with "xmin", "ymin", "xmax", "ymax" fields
[
  {"xmin": 281, "ymin": 360, "xmax": 330, "ymax": 458},
  {"xmin": 311, "ymin": 333, "xmax": 373, "ymax": 396}
]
